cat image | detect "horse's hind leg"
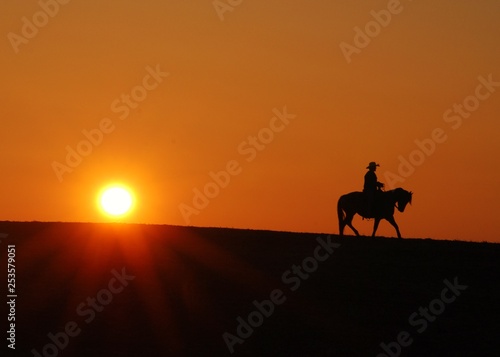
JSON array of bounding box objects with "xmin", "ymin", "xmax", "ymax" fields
[
  {"xmin": 372, "ymin": 218, "xmax": 381, "ymax": 238},
  {"xmin": 346, "ymin": 214, "xmax": 360, "ymax": 236},
  {"xmin": 339, "ymin": 217, "xmax": 346, "ymax": 237}
]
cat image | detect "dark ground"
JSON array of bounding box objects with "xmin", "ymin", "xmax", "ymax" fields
[{"xmin": 0, "ymin": 221, "xmax": 499, "ymax": 357}]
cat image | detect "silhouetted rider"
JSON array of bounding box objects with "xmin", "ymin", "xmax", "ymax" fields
[{"xmin": 363, "ymin": 162, "xmax": 384, "ymax": 215}]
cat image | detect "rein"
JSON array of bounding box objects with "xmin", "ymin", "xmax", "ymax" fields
[{"xmin": 390, "ymin": 190, "xmax": 401, "ymax": 211}]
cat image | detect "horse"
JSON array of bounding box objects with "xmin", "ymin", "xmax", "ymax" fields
[{"xmin": 337, "ymin": 188, "xmax": 413, "ymax": 239}]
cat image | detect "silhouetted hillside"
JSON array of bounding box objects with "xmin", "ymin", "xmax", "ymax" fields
[{"xmin": 1, "ymin": 222, "xmax": 499, "ymax": 356}]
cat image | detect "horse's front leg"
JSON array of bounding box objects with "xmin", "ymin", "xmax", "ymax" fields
[
  {"xmin": 371, "ymin": 218, "xmax": 381, "ymax": 237},
  {"xmin": 386, "ymin": 216, "xmax": 402, "ymax": 239}
]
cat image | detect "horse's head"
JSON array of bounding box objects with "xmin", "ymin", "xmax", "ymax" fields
[{"xmin": 395, "ymin": 188, "xmax": 413, "ymax": 212}]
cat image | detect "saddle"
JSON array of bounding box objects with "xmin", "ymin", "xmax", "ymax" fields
[{"xmin": 362, "ymin": 190, "xmax": 383, "ymax": 218}]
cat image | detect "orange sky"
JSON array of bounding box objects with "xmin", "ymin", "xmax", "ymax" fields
[{"xmin": 1, "ymin": 1, "xmax": 499, "ymax": 241}]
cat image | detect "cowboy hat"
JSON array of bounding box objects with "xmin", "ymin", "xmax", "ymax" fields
[{"xmin": 366, "ymin": 162, "xmax": 380, "ymax": 169}]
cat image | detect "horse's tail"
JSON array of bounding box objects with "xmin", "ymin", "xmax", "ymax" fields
[{"xmin": 337, "ymin": 195, "xmax": 345, "ymax": 236}]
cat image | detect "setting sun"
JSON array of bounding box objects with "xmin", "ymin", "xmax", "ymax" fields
[{"xmin": 98, "ymin": 185, "xmax": 135, "ymax": 217}]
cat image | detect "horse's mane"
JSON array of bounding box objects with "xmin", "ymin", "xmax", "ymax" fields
[{"xmin": 390, "ymin": 187, "xmax": 413, "ymax": 207}]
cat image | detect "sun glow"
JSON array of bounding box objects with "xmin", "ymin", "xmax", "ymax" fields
[{"xmin": 98, "ymin": 185, "xmax": 135, "ymax": 217}]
